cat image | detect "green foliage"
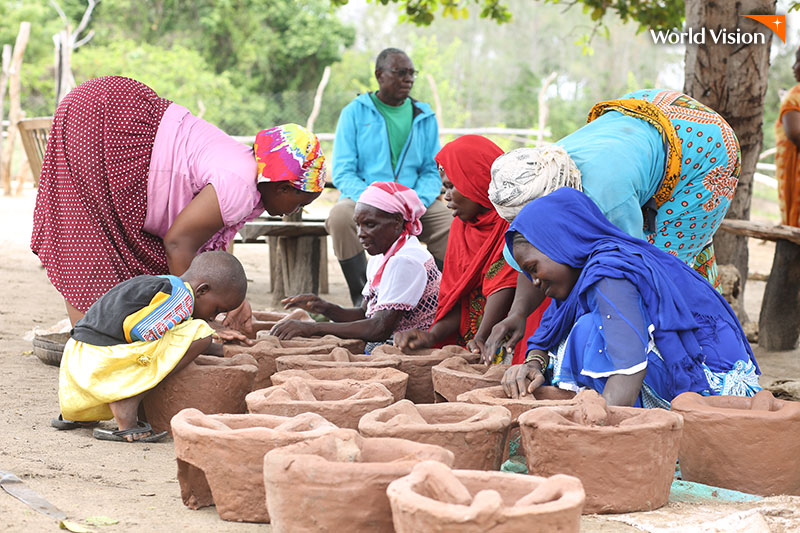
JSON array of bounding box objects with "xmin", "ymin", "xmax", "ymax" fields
[
  {"xmin": 71, "ymin": 40, "xmax": 273, "ymax": 135},
  {"xmin": 332, "ymin": 0, "xmax": 682, "ymax": 29},
  {"xmin": 331, "ymin": 0, "xmax": 510, "ymax": 26}
]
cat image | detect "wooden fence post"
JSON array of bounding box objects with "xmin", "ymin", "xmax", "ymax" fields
[{"xmin": 0, "ymin": 22, "xmax": 30, "ymax": 196}]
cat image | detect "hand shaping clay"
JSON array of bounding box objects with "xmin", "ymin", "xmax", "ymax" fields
[
  {"xmin": 251, "ymin": 309, "xmax": 315, "ymax": 336},
  {"xmin": 246, "ymin": 377, "xmax": 394, "ymax": 429},
  {"xmin": 171, "ymin": 408, "xmax": 336, "ymax": 522},
  {"xmin": 387, "ymin": 460, "xmax": 585, "ymax": 532},
  {"xmin": 671, "ymin": 390, "xmax": 800, "ymax": 496},
  {"xmin": 142, "ymin": 354, "xmax": 258, "ymax": 434},
  {"xmin": 518, "ymin": 390, "xmax": 683, "ymax": 514},
  {"xmin": 358, "ymin": 400, "xmax": 512, "ymax": 470},
  {"xmin": 371, "ymin": 345, "xmax": 480, "ymax": 403},
  {"xmin": 270, "ymin": 367, "xmax": 409, "ymax": 402},
  {"xmin": 432, "ymin": 357, "xmax": 507, "ymax": 402},
  {"xmin": 263, "ymin": 429, "xmax": 455, "ymax": 533}
]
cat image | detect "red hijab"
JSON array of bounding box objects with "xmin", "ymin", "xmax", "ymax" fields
[{"xmin": 434, "ymin": 135, "xmax": 511, "ymax": 322}]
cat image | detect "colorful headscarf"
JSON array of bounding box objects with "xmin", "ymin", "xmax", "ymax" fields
[
  {"xmin": 357, "ymin": 182, "xmax": 426, "ymax": 289},
  {"xmin": 254, "ymin": 123, "xmax": 326, "ymax": 193},
  {"xmin": 489, "ymin": 145, "xmax": 582, "ymax": 221}
]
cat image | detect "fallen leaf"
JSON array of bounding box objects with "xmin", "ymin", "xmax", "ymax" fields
[
  {"xmin": 84, "ymin": 516, "xmax": 118, "ymax": 526},
  {"xmin": 60, "ymin": 520, "xmax": 93, "ymax": 532}
]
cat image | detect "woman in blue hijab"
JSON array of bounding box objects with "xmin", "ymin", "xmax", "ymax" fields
[{"xmin": 501, "ymin": 187, "xmax": 760, "ymax": 407}]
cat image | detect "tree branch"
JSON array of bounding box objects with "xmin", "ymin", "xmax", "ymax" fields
[{"xmin": 74, "ymin": 0, "xmax": 99, "ymax": 39}]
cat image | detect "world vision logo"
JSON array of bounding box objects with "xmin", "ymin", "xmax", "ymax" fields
[
  {"xmin": 740, "ymin": 15, "xmax": 786, "ymax": 43},
  {"xmin": 650, "ymin": 14, "xmax": 785, "ymax": 45}
]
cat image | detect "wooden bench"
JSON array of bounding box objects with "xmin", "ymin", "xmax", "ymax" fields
[
  {"xmin": 236, "ymin": 215, "xmax": 330, "ymax": 302},
  {"xmin": 17, "ymin": 116, "xmax": 52, "ymax": 187},
  {"xmin": 718, "ymin": 219, "xmax": 800, "ymax": 350}
]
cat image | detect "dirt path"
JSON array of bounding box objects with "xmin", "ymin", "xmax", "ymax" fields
[{"xmin": 1, "ymin": 188, "xmax": 798, "ymax": 531}]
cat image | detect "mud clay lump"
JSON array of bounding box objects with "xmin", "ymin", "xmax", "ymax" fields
[
  {"xmin": 432, "ymin": 357, "xmax": 507, "ymax": 402},
  {"xmin": 246, "ymin": 377, "xmax": 394, "ymax": 429},
  {"xmin": 672, "ymin": 389, "xmax": 800, "ymax": 496},
  {"xmin": 387, "ymin": 460, "xmax": 584, "ymax": 532},
  {"xmin": 263, "ymin": 429, "xmax": 455, "ymax": 533},
  {"xmin": 171, "ymin": 409, "xmax": 336, "ymax": 522},
  {"xmin": 270, "ymin": 367, "xmax": 409, "ymax": 402},
  {"xmin": 518, "ymin": 390, "xmax": 683, "ymax": 514},
  {"xmin": 358, "ymin": 399, "xmax": 512, "ymax": 470},
  {"xmin": 142, "ymin": 353, "xmax": 258, "ymax": 434}
]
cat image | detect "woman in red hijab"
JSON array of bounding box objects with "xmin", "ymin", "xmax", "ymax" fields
[{"xmin": 395, "ymin": 135, "xmax": 549, "ymax": 364}]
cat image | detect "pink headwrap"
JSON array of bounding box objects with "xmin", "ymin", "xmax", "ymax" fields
[{"xmin": 357, "ymin": 182, "xmax": 426, "ymax": 289}]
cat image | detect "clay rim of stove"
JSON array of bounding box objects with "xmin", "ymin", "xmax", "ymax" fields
[
  {"xmin": 372, "ymin": 345, "xmax": 478, "ymax": 364},
  {"xmin": 432, "ymin": 357, "xmax": 504, "ymax": 383},
  {"xmin": 275, "ymin": 353, "xmax": 403, "ymax": 367},
  {"xmin": 170, "ymin": 408, "xmax": 337, "ymax": 443},
  {"xmin": 359, "ymin": 400, "xmax": 512, "ymax": 433},
  {"xmin": 518, "ymin": 403, "xmax": 683, "ymax": 434},
  {"xmin": 671, "ymin": 391, "xmax": 800, "ymax": 420},
  {"xmin": 271, "ymin": 366, "xmax": 407, "ymax": 383},
  {"xmin": 387, "ymin": 463, "xmax": 585, "ymax": 518},
  {"xmin": 456, "ymin": 386, "xmax": 578, "ymax": 422},
  {"xmin": 245, "ymin": 380, "xmax": 395, "ymax": 408},
  {"xmin": 263, "ymin": 429, "xmax": 456, "ymax": 477}
]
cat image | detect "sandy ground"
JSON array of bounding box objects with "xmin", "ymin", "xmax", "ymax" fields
[{"xmin": 1, "ymin": 185, "xmax": 799, "ymax": 532}]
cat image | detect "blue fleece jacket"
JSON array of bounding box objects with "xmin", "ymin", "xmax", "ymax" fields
[{"xmin": 331, "ymin": 92, "xmax": 441, "ymax": 207}]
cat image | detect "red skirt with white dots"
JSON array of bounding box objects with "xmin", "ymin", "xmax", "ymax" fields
[{"xmin": 31, "ymin": 76, "xmax": 172, "ymax": 312}]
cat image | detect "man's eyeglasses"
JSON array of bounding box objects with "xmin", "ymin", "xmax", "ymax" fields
[{"xmin": 386, "ymin": 68, "xmax": 419, "ymax": 79}]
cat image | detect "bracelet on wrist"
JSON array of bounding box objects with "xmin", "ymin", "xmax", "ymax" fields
[{"xmin": 525, "ymin": 352, "xmax": 548, "ymax": 371}]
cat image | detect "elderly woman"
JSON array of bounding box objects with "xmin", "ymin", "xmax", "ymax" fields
[
  {"xmin": 501, "ymin": 188, "xmax": 760, "ymax": 407},
  {"xmin": 395, "ymin": 136, "xmax": 548, "ymax": 363},
  {"xmin": 483, "ymin": 89, "xmax": 741, "ymax": 360},
  {"xmin": 270, "ymin": 182, "xmax": 440, "ymax": 352},
  {"xmin": 31, "ymin": 76, "xmax": 325, "ymax": 331}
]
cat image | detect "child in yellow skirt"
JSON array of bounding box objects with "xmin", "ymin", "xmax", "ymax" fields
[{"xmin": 54, "ymin": 251, "xmax": 248, "ymax": 443}]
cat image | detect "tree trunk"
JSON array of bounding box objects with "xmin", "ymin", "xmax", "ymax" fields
[
  {"xmin": 759, "ymin": 240, "xmax": 800, "ymax": 350},
  {"xmin": 683, "ymin": 0, "xmax": 775, "ymax": 323}
]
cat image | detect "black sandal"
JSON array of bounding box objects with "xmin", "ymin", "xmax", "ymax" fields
[
  {"xmin": 92, "ymin": 421, "xmax": 167, "ymax": 443},
  {"xmin": 51, "ymin": 414, "xmax": 99, "ymax": 430}
]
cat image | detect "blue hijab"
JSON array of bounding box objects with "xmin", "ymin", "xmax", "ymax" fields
[{"xmin": 506, "ymin": 187, "xmax": 756, "ymax": 395}]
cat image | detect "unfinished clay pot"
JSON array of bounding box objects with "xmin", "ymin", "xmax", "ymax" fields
[
  {"xmin": 171, "ymin": 409, "xmax": 336, "ymax": 522},
  {"xmin": 246, "ymin": 377, "xmax": 394, "ymax": 429},
  {"xmin": 518, "ymin": 391, "xmax": 683, "ymax": 514},
  {"xmin": 224, "ymin": 336, "xmax": 342, "ymax": 389},
  {"xmin": 387, "ymin": 460, "xmax": 584, "ymax": 533},
  {"xmin": 263, "ymin": 429, "xmax": 455, "ymax": 533},
  {"xmin": 254, "ymin": 333, "xmax": 366, "ymax": 354},
  {"xmin": 431, "ymin": 357, "xmax": 507, "ymax": 402},
  {"xmin": 275, "ymin": 348, "xmax": 403, "ymax": 373},
  {"xmin": 671, "ymin": 390, "xmax": 800, "ymax": 496},
  {"xmin": 271, "ymin": 367, "xmax": 408, "ymax": 402},
  {"xmin": 358, "ymin": 400, "xmax": 512, "ymax": 470},
  {"xmin": 142, "ymin": 354, "xmax": 258, "ymax": 434},
  {"xmin": 457, "ymin": 386, "xmax": 578, "ymax": 461},
  {"xmin": 371, "ymin": 345, "xmax": 480, "ymax": 403}
]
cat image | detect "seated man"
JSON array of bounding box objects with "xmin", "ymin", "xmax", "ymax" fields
[{"xmin": 327, "ymin": 47, "xmax": 450, "ymax": 305}]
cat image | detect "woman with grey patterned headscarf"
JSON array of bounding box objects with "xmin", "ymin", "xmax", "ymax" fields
[
  {"xmin": 488, "ymin": 145, "xmax": 582, "ymax": 222},
  {"xmin": 482, "ymin": 89, "xmax": 741, "ymax": 368}
]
